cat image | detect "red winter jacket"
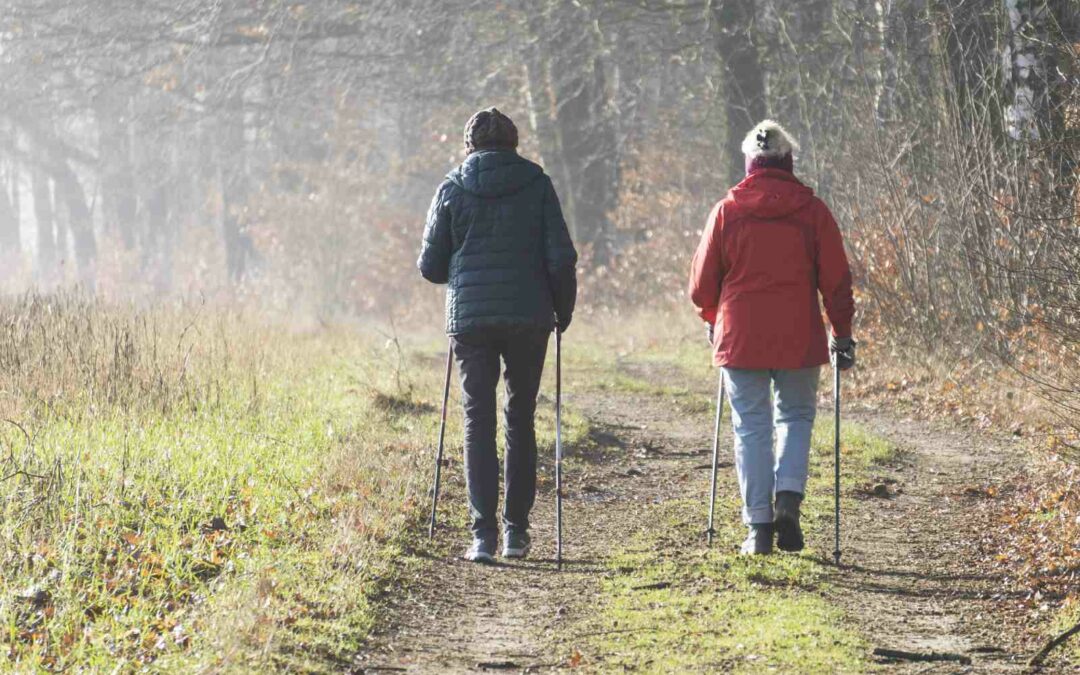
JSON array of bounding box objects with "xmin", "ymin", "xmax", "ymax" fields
[{"xmin": 689, "ymin": 169, "xmax": 854, "ymax": 369}]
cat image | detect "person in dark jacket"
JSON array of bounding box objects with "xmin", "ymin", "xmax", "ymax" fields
[{"xmin": 418, "ymin": 107, "xmax": 578, "ymax": 563}]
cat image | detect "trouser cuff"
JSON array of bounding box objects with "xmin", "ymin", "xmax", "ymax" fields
[
  {"xmin": 775, "ymin": 476, "xmax": 808, "ymax": 495},
  {"xmin": 743, "ymin": 505, "xmax": 773, "ymax": 525}
]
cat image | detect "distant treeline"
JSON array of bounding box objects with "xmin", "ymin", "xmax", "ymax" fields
[{"xmin": 0, "ymin": 1, "xmax": 1077, "ymax": 416}]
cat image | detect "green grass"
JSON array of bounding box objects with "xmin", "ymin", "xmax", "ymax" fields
[
  {"xmin": 565, "ymin": 362, "xmax": 898, "ymax": 673},
  {"xmin": 0, "ymin": 298, "xmax": 469, "ymax": 672},
  {"xmin": 0, "ymin": 296, "xmax": 594, "ymax": 672},
  {"xmin": 583, "ymin": 370, "xmax": 712, "ymax": 416},
  {"xmin": 1047, "ymin": 602, "xmax": 1080, "ymax": 666},
  {"xmin": 574, "ymin": 497, "xmax": 868, "ymax": 673}
]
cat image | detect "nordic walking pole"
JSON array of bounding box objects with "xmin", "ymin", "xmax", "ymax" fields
[
  {"xmin": 706, "ymin": 370, "xmax": 725, "ymax": 547},
  {"xmin": 555, "ymin": 325, "xmax": 564, "ymax": 571},
  {"xmin": 428, "ymin": 341, "xmax": 453, "ymax": 539},
  {"xmin": 833, "ymin": 360, "xmax": 842, "ymax": 565}
]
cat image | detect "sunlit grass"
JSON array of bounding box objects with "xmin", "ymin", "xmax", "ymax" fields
[
  {"xmin": 574, "ymin": 495, "xmax": 871, "ymax": 673},
  {"xmin": 1045, "ymin": 593, "xmax": 1080, "ymax": 667},
  {"xmin": 0, "ymin": 298, "xmax": 445, "ymax": 671}
]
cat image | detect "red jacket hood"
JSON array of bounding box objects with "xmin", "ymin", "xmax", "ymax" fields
[{"xmin": 729, "ymin": 169, "xmax": 815, "ymax": 219}]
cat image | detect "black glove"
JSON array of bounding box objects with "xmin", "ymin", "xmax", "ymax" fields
[
  {"xmin": 830, "ymin": 336, "xmax": 857, "ymax": 371},
  {"xmin": 556, "ymin": 315, "xmax": 572, "ymax": 334},
  {"xmin": 705, "ymin": 323, "xmax": 715, "ymax": 346}
]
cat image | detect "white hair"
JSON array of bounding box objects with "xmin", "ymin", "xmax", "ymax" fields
[{"xmin": 741, "ymin": 119, "xmax": 799, "ymax": 158}]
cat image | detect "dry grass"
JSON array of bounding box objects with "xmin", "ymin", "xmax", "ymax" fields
[
  {"xmin": 0, "ymin": 294, "xmax": 452, "ymax": 671},
  {"xmin": 0, "ymin": 293, "xmax": 593, "ymax": 672}
]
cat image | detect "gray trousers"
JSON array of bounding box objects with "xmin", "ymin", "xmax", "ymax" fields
[
  {"xmin": 724, "ymin": 367, "xmax": 821, "ymax": 525},
  {"xmin": 452, "ymin": 327, "xmax": 549, "ymax": 538}
]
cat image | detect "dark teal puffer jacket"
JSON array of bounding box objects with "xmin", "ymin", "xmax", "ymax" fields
[{"xmin": 418, "ymin": 150, "xmax": 578, "ymax": 335}]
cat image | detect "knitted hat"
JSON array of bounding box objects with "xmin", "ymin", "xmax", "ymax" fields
[
  {"xmin": 742, "ymin": 119, "xmax": 798, "ymax": 174},
  {"xmin": 463, "ymin": 107, "xmax": 519, "ymax": 154}
]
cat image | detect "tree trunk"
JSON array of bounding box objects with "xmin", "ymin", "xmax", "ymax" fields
[
  {"xmin": 220, "ymin": 96, "xmax": 252, "ymax": 282},
  {"xmin": 31, "ymin": 165, "xmax": 56, "ymax": 286},
  {"xmin": 97, "ymin": 91, "xmax": 137, "ymax": 249},
  {"xmin": 523, "ymin": 3, "xmax": 619, "ymax": 262},
  {"xmin": 876, "ymin": 0, "xmax": 902, "ymax": 123},
  {"xmin": 712, "ymin": 0, "xmax": 768, "ymax": 188},
  {"xmin": 0, "ymin": 163, "xmax": 21, "ymax": 253},
  {"xmin": 144, "ymin": 181, "xmax": 171, "ymax": 292},
  {"xmin": 1003, "ymin": 0, "xmax": 1047, "ymax": 140},
  {"xmin": 51, "ymin": 158, "xmax": 98, "ymax": 289}
]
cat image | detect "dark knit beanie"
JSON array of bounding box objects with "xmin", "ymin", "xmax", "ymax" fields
[{"xmin": 464, "ymin": 107, "xmax": 519, "ymax": 154}]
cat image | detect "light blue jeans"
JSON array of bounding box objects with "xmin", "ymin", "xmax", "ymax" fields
[{"xmin": 723, "ymin": 367, "xmax": 821, "ymax": 525}]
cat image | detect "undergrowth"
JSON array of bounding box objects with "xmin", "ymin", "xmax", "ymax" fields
[{"xmin": 0, "ymin": 295, "xmax": 446, "ymax": 671}]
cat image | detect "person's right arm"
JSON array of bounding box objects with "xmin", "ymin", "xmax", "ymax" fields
[
  {"xmin": 689, "ymin": 201, "xmax": 725, "ymax": 326},
  {"xmin": 542, "ymin": 177, "xmax": 578, "ymax": 331}
]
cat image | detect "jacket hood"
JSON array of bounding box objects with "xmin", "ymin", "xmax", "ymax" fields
[
  {"xmin": 448, "ymin": 150, "xmax": 544, "ymax": 198},
  {"xmin": 729, "ymin": 169, "xmax": 814, "ymax": 219}
]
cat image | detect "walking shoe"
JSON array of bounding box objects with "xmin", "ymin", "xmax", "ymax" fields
[
  {"xmin": 740, "ymin": 524, "xmax": 774, "ymax": 555},
  {"xmin": 502, "ymin": 530, "xmax": 531, "ymax": 559},
  {"xmin": 464, "ymin": 536, "xmax": 497, "ymax": 564},
  {"xmin": 774, "ymin": 491, "xmax": 805, "ymax": 552}
]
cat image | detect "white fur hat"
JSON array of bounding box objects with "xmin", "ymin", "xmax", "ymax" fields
[{"xmin": 741, "ymin": 119, "xmax": 799, "ymax": 158}]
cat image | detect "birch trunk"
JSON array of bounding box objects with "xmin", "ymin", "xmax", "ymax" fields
[{"xmin": 1003, "ymin": 0, "xmax": 1047, "ymax": 140}]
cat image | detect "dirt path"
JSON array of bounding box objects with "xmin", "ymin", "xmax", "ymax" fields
[
  {"xmin": 834, "ymin": 410, "xmax": 1037, "ymax": 672},
  {"xmin": 355, "ymin": 368, "xmax": 1039, "ymax": 673}
]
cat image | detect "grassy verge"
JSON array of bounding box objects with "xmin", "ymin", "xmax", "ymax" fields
[
  {"xmin": 0, "ymin": 296, "xmax": 454, "ymax": 671},
  {"xmin": 0, "ymin": 295, "xmax": 593, "ymax": 672}
]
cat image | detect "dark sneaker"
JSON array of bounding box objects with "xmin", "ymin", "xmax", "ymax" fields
[
  {"xmin": 774, "ymin": 491, "xmax": 805, "ymax": 552},
  {"xmin": 740, "ymin": 524, "xmax": 774, "ymax": 555},
  {"xmin": 502, "ymin": 530, "xmax": 531, "ymax": 559},
  {"xmin": 464, "ymin": 536, "xmax": 497, "ymax": 564}
]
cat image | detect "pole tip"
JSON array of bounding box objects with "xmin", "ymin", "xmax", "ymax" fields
[{"xmin": 833, "ymin": 550, "xmax": 841, "ymax": 565}]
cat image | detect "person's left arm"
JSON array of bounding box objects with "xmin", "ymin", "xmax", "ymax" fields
[
  {"xmin": 814, "ymin": 201, "xmax": 855, "ymax": 339},
  {"xmin": 541, "ymin": 177, "xmax": 578, "ymax": 332},
  {"xmin": 417, "ymin": 181, "xmax": 454, "ymax": 284}
]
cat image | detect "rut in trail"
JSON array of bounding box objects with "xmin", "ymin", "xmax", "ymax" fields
[
  {"xmin": 355, "ymin": 366, "xmax": 1036, "ymax": 673},
  {"xmin": 829, "ymin": 411, "xmax": 1036, "ymax": 673}
]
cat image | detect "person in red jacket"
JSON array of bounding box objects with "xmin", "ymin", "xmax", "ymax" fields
[{"xmin": 689, "ymin": 120, "xmax": 856, "ymax": 555}]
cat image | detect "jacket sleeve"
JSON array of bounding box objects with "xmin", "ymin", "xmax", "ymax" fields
[
  {"xmin": 417, "ymin": 181, "xmax": 454, "ymax": 284},
  {"xmin": 542, "ymin": 177, "xmax": 578, "ymax": 326},
  {"xmin": 815, "ymin": 203, "xmax": 855, "ymax": 337},
  {"xmin": 688, "ymin": 202, "xmax": 725, "ymax": 324}
]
